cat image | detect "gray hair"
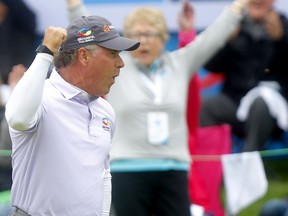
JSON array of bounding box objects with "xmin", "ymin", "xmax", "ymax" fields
[{"xmin": 53, "ymin": 45, "xmax": 98, "ymax": 70}]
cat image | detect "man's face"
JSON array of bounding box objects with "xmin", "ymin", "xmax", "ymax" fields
[
  {"xmin": 247, "ymin": 0, "xmax": 275, "ymax": 20},
  {"xmin": 84, "ymin": 46, "xmax": 124, "ymax": 96}
]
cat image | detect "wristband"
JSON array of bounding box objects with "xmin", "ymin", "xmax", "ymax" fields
[{"xmin": 36, "ymin": 45, "xmax": 54, "ymax": 56}]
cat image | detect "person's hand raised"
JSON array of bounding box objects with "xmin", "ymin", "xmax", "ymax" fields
[
  {"xmin": 66, "ymin": 0, "xmax": 82, "ymax": 8},
  {"xmin": 178, "ymin": 0, "xmax": 195, "ymax": 31},
  {"xmin": 264, "ymin": 10, "xmax": 284, "ymax": 41},
  {"xmin": 0, "ymin": 2, "xmax": 8, "ymax": 25},
  {"xmin": 42, "ymin": 27, "xmax": 67, "ymax": 55},
  {"xmin": 231, "ymin": 0, "xmax": 253, "ymax": 14},
  {"xmin": 235, "ymin": 0, "xmax": 252, "ymax": 7}
]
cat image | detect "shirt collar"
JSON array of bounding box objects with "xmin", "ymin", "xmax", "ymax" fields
[{"xmin": 49, "ymin": 69, "xmax": 97, "ymax": 103}]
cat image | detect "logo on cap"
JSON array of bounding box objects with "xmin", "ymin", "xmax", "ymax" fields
[
  {"xmin": 78, "ymin": 27, "xmax": 92, "ymax": 37},
  {"xmin": 103, "ymin": 24, "xmax": 116, "ymax": 32},
  {"xmin": 77, "ymin": 27, "xmax": 95, "ymax": 44},
  {"xmin": 103, "ymin": 25, "xmax": 111, "ymax": 32}
]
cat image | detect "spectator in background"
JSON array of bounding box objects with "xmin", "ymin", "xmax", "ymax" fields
[
  {"xmin": 66, "ymin": 0, "xmax": 88, "ymax": 22},
  {"xmin": 0, "ymin": 0, "xmax": 37, "ymax": 213},
  {"xmin": 259, "ymin": 196, "xmax": 288, "ymax": 216},
  {"xmin": 177, "ymin": 0, "xmax": 199, "ymax": 133},
  {"xmin": 0, "ymin": 65, "xmax": 25, "ymax": 216},
  {"xmin": 200, "ymin": 0, "xmax": 288, "ymax": 152},
  {"xmin": 0, "ymin": 0, "xmax": 37, "ymax": 85},
  {"xmin": 69, "ymin": 0, "xmax": 252, "ymax": 215}
]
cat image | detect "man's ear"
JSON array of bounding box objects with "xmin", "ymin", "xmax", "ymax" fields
[{"xmin": 77, "ymin": 48, "xmax": 89, "ymax": 65}]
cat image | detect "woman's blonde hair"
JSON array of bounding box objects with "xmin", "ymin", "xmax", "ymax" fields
[{"xmin": 123, "ymin": 7, "xmax": 169, "ymax": 42}]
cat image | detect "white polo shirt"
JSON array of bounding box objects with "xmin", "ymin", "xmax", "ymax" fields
[{"xmin": 6, "ymin": 55, "xmax": 115, "ymax": 215}]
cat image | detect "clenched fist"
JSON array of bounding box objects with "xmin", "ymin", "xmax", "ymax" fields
[{"xmin": 42, "ymin": 27, "xmax": 67, "ymax": 55}]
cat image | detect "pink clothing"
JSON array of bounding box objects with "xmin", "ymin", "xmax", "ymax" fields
[{"xmin": 179, "ymin": 29, "xmax": 227, "ymax": 215}]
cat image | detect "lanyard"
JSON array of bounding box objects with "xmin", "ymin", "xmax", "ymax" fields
[{"xmin": 141, "ymin": 71, "xmax": 163, "ymax": 105}]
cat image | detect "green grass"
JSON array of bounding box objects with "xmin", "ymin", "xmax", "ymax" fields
[{"xmin": 222, "ymin": 157, "xmax": 288, "ymax": 216}]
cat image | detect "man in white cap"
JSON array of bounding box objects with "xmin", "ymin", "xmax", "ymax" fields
[{"xmin": 5, "ymin": 15, "xmax": 139, "ymax": 216}]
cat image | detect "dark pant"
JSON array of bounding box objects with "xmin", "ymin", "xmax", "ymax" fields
[
  {"xmin": 243, "ymin": 97, "xmax": 277, "ymax": 151},
  {"xmin": 200, "ymin": 93, "xmax": 277, "ymax": 151},
  {"xmin": 111, "ymin": 170, "xmax": 191, "ymax": 216}
]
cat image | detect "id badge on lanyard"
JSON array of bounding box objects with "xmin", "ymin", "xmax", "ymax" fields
[
  {"xmin": 147, "ymin": 112, "xmax": 169, "ymax": 145},
  {"xmin": 141, "ymin": 68, "xmax": 170, "ymax": 145}
]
